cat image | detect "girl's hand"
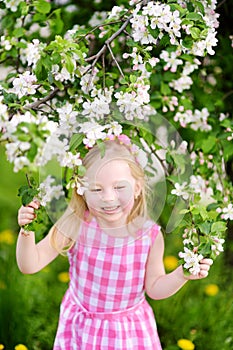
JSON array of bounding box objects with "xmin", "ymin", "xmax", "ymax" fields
[
  {"xmin": 185, "ymin": 258, "xmax": 213, "ymax": 280},
  {"xmin": 18, "ymin": 200, "xmax": 40, "ymax": 227}
]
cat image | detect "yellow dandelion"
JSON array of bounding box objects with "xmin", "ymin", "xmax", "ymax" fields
[
  {"xmin": 15, "ymin": 344, "xmax": 28, "ymax": 350},
  {"xmin": 0, "ymin": 280, "xmax": 7, "ymax": 290},
  {"xmin": 164, "ymin": 255, "xmax": 178, "ymax": 271},
  {"xmin": 58, "ymin": 271, "xmax": 70, "ymax": 283},
  {"xmin": 204, "ymin": 284, "xmax": 219, "ymax": 296},
  {"xmin": 0, "ymin": 344, "xmax": 5, "ymax": 349},
  {"xmin": 0, "ymin": 229, "xmax": 15, "ymax": 245},
  {"xmin": 177, "ymin": 338, "xmax": 195, "ymax": 350}
]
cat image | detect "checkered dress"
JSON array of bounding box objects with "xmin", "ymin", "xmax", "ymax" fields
[{"xmin": 53, "ymin": 216, "xmax": 162, "ymax": 350}]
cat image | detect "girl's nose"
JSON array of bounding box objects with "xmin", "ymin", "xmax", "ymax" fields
[{"xmin": 101, "ymin": 188, "xmax": 116, "ymax": 202}]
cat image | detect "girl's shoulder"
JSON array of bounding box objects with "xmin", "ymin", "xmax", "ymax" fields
[
  {"xmin": 144, "ymin": 218, "xmax": 161, "ymax": 244},
  {"xmin": 134, "ymin": 216, "xmax": 161, "ymax": 244}
]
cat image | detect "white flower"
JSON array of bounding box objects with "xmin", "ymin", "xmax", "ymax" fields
[
  {"xmin": 169, "ymin": 74, "xmax": 193, "ymax": 93},
  {"xmin": 57, "ymin": 102, "xmax": 79, "ymax": 136},
  {"xmin": 12, "ymin": 71, "xmax": 38, "ymax": 98},
  {"xmin": 211, "ymin": 237, "xmax": 225, "ymax": 254},
  {"xmin": 38, "ymin": 135, "xmax": 68, "ymax": 166},
  {"xmin": 114, "ymin": 89, "xmax": 150, "ymax": 120},
  {"xmin": 4, "ymin": 0, "xmax": 21, "ymax": 12},
  {"xmin": 82, "ymin": 93, "xmax": 111, "ymax": 120},
  {"xmin": 80, "ymin": 67, "xmax": 99, "ymax": 94},
  {"xmin": 37, "ymin": 176, "xmax": 64, "ymax": 206},
  {"xmin": 13, "ymin": 156, "xmax": 30, "ymax": 172},
  {"xmin": 221, "ymin": 204, "xmax": 233, "ymax": 220},
  {"xmin": 21, "ymin": 39, "xmax": 45, "ymax": 68},
  {"xmin": 171, "ymin": 182, "xmax": 189, "ymax": 200},
  {"xmin": 108, "ymin": 6, "xmax": 125, "ymax": 20},
  {"xmin": 0, "ymin": 35, "xmax": 12, "ymax": 50},
  {"xmin": 76, "ymin": 179, "xmax": 88, "ymax": 195},
  {"xmin": 179, "ymin": 247, "xmax": 203, "ymax": 275},
  {"xmin": 160, "ymin": 50, "xmax": 183, "ymax": 72},
  {"xmin": 107, "ymin": 122, "xmax": 122, "ymax": 137},
  {"xmin": 59, "ymin": 152, "xmax": 82, "ymax": 168},
  {"xmin": 79, "ymin": 122, "xmax": 106, "ymax": 148},
  {"xmin": 173, "ymin": 108, "xmax": 212, "ymax": 131}
]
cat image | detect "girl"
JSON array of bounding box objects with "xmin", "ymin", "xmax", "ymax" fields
[{"xmin": 17, "ymin": 137, "xmax": 213, "ymax": 349}]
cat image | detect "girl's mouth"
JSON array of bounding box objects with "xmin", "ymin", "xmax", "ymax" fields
[{"xmin": 102, "ymin": 206, "xmax": 120, "ymax": 213}]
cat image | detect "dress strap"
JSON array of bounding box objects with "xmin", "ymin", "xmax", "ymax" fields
[{"xmin": 150, "ymin": 224, "xmax": 161, "ymax": 246}]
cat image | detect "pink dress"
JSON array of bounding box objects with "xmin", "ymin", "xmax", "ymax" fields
[{"xmin": 53, "ymin": 215, "xmax": 162, "ymax": 350}]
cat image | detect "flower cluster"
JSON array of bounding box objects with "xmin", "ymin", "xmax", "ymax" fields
[
  {"xmin": 174, "ymin": 108, "xmax": 212, "ymax": 131},
  {"xmin": 11, "ymin": 71, "xmax": 39, "ymax": 99},
  {"xmin": 37, "ymin": 176, "xmax": 64, "ymax": 207}
]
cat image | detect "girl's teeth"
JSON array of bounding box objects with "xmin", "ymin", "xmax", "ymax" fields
[{"xmin": 103, "ymin": 206, "xmax": 118, "ymax": 211}]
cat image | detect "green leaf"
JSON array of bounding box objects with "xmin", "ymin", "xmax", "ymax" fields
[
  {"xmin": 35, "ymin": 58, "xmax": 48, "ymax": 80},
  {"xmin": 186, "ymin": 12, "xmax": 203, "ymax": 21},
  {"xmin": 129, "ymin": 75, "xmax": 137, "ymax": 84},
  {"xmin": 211, "ymin": 221, "xmax": 227, "ymax": 233},
  {"xmin": 34, "ymin": 0, "xmax": 51, "ymax": 14},
  {"xmin": 77, "ymin": 165, "xmax": 86, "ymax": 177},
  {"xmin": 13, "ymin": 27, "xmax": 25, "ymax": 38},
  {"xmin": 201, "ymin": 136, "xmax": 217, "ymax": 153},
  {"xmin": 96, "ymin": 140, "xmax": 106, "ymax": 158},
  {"xmin": 49, "ymin": 9, "xmax": 64, "ymax": 34},
  {"xmin": 65, "ymin": 55, "xmax": 75, "ymax": 74},
  {"xmin": 160, "ymin": 81, "xmax": 171, "ymax": 95},
  {"xmin": 198, "ymin": 221, "xmax": 212, "ymax": 235},
  {"xmin": 69, "ymin": 134, "xmax": 84, "ymax": 152},
  {"xmin": 189, "ymin": 27, "xmax": 201, "ymax": 40},
  {"xmin": 182, "ymin": 36, "xmax": 193, "ymax": 49},
  {"xmin": 18, "ymin": 186, "xmax": 38, "ymax": 206},
  {"xmin": 27, "ymin": 142, "xmax": 38, "ymax": 162},
  {"xmin": 19, "ymin": 2, "xmax": 29, "ymax": 16},
  {"xmin": 148, "ymin": 26, "xmax": 160, "ymax": 39},
  {"xmin": 198, "ymin": 242, "xmax": 212, "ymax": 257},
  {"xmin": 179, "ymin": 209, "xmax": 190, "ymax": 214},
  {"xmin": 194, "ymin": 1, "xmax": 205, "ymax": 15}
]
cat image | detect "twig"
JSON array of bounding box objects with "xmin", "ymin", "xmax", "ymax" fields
[
  {"xmin": 222, "ymin": 89, "xmax": 233, "ymax": 101},
  {"xmin": 106, "ymin": 43, "xmax": 125, "ymax": 78},
  {"xmin": 26, "ymin": 173, "xmax": 32, "ymax": 188},
  {"xmin": 216, "ymin": 0, "xmax": 228, "ymax": 8},
  {"xmin": 102, "ymin": 54, "xmax": 106, "ymax": 91},
  {"xmin": 24, "ymin": 87, "xmax": 59, "ymax": 110},
  {"xmin": 86, "ymin": 15, "xmax": 132, "ymax": 88}
]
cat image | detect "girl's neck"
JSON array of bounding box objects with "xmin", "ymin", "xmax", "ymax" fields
[{"xmin": 95, "ymin": 215, "xmax": 147, "ymax": 238}]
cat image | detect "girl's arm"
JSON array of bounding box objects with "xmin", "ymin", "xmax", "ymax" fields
[
  {"xmin": 16, "ymin": 201, "xmax": 68, "ymax": 274},
  {"xmin": 145, "ymin": 231, "xmax": 213, "ymax": 300}
]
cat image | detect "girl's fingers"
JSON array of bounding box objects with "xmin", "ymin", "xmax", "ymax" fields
[
  {"xmin": 28, "ymin": 201, "xmax": 40, "ymax": 209},
  {"xmin": 200, "ymin": 258, "xmax": 213, "ymax": 266},
  {"xmin": 18, "ymin": 203, "xmax": 38, "ymax": 226}
]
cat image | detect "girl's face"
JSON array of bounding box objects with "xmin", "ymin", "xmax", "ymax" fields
[{"xmin": 84, "ymin": 159, "xmax": 141, "ymax": 228}]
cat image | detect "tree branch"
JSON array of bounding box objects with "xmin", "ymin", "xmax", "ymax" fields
[
  {"xmin": 85, "ymin": 14, "xmax": 133, "ymax": 66},
  {"xmin": 24, "ymin": 87, "xmax": 60, "ymax": 110},
  {"xmin": 106, "ymin": 43, "xmax": 125, "ymax": 78}
]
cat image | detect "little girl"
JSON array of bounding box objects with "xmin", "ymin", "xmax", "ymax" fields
[{"xmin": 17, "ymin": 137, "xmax": 213, "ymax": 350}]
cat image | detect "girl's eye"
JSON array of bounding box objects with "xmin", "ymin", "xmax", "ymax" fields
[
  {"xmin": 115, "ymin": 186, "xmax": 125, "ymax": 190},
  {"xmin": 90, "ymin": 188, "xmax": 101, "ymax": 192}
]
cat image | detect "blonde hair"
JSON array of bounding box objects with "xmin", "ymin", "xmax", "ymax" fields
[{"xmin": 49, "ymin": 139, "xmax": 148, "ymax": 253}]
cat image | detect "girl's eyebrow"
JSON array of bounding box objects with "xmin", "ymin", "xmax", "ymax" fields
[{"xmin": 88, "ymin": 182, "xmax": 101, "ymax": 187}]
